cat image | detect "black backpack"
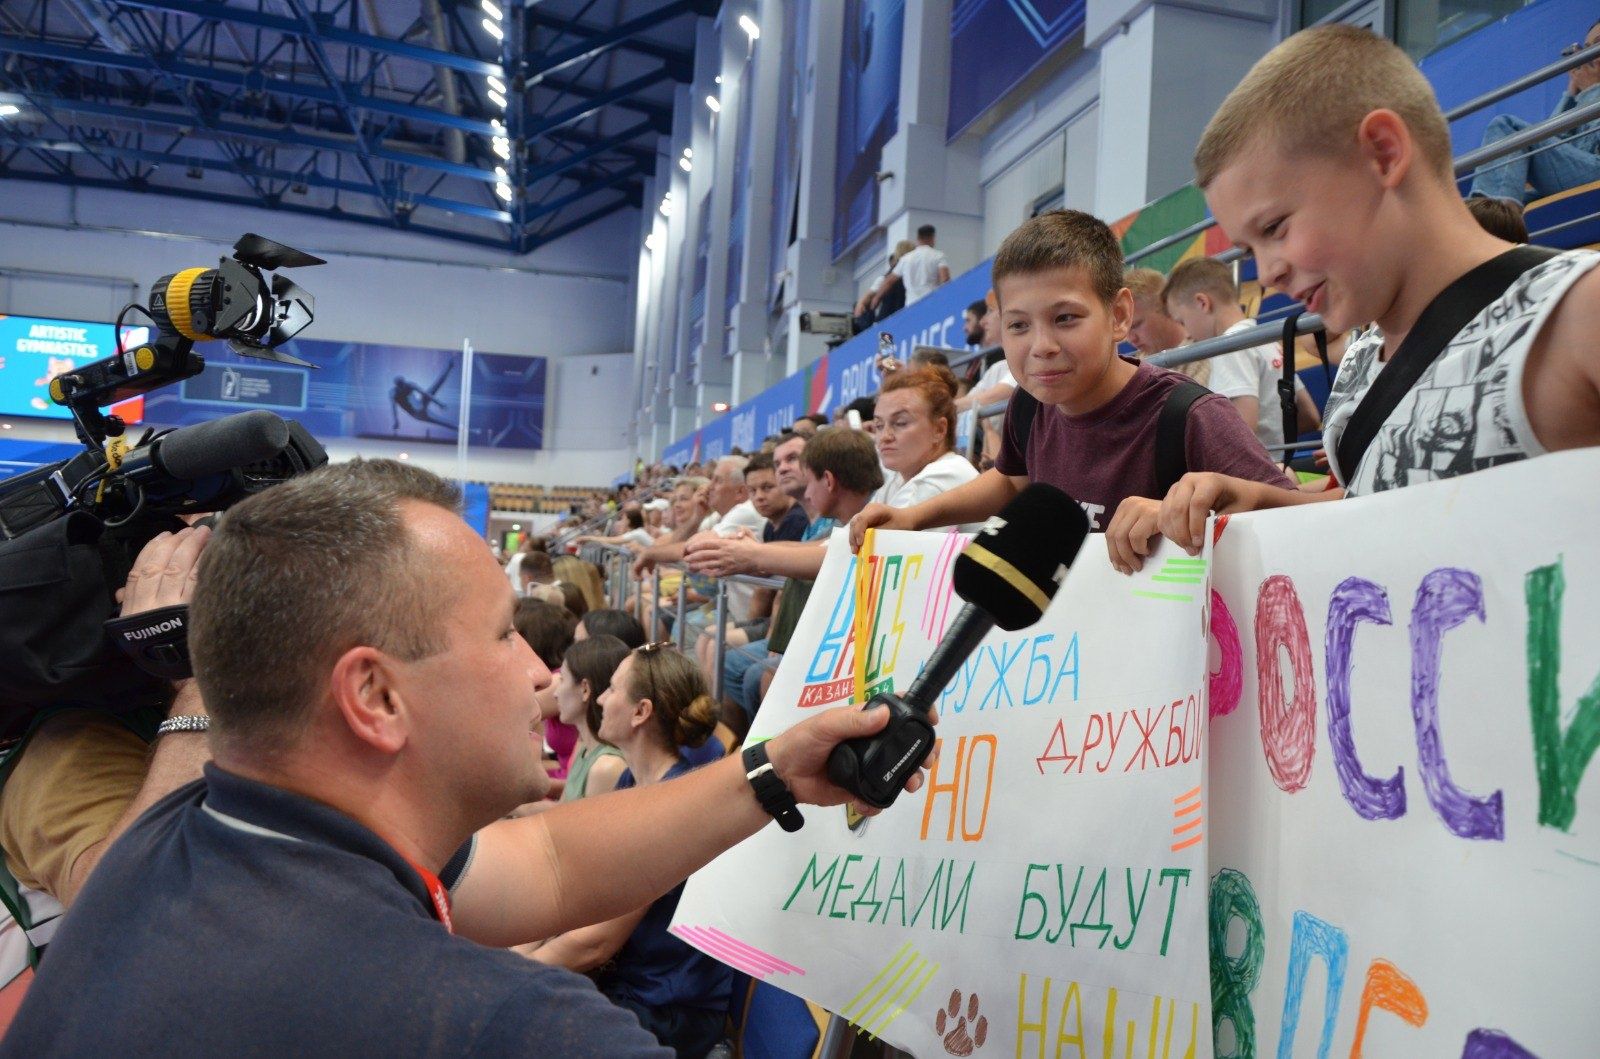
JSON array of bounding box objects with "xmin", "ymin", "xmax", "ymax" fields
[{"xmin": 1006, "ymin": 376, "xmax": 1213, "ymax": 498}]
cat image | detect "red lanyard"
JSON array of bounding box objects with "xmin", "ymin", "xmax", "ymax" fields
[{"xmin": 398, "ymin": 854, "xmax": 454, "ymax": 934}]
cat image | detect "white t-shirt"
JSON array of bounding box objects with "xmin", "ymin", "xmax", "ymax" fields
[
  {"xmin": 712, "ymin": 499, "xmax": 766, "ymax": 536},
  {"xmin": 1323, "ymin": 249, "xmax": 1598, "ymax": 496},
  {"xmin": 1205, "ymin": 318, "xmax": 1303, "ymax": 450},
  {"xmin": 872, "ymin": 451, "xmax": 985, "ymax": 531},
  {"xmin": 975, "ymin": 359, "xmax": 1015, "ymax": 394},
  {"xmin": 889, "ymin": 244, "xmax": 950, "ymax": 305}
]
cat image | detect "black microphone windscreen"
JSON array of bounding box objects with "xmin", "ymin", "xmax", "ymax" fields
[
  {"xmin": 951, "ymin": 484, "xmax": 1090, "ymax": 630},
  {"xmin": 155, "ymin": 410, "xmax": 292, "ymax": 481}
]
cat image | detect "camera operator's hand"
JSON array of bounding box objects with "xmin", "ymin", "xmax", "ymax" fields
[
  {"xmin": 763, "ymin": 703, "xmax": 937, "ymax": 817},
  {"xmin": 116, "ymin": 525, "xmax": 212, "ymax": 617}
]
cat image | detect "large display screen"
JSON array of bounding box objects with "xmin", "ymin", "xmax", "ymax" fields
[
  {"xmin": 142, "ymin": 338, "xmax": 547, "ymax": 450},
  {"xmin": 0, "ymin": 314, "xmax": 149, "ymax": 422}
]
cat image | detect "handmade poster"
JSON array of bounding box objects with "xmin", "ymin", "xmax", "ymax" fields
[
  {"xmin": 677, "ymin": 450, "xmax": 1600, "ymax": 1056},
  {"xmin": 1204, "ymin": 448, "xmax": 1600, "ymax": 1057},
  {"xmin": 676, "ymin": 527, "xmax": 1216, "ymax": 1057}
]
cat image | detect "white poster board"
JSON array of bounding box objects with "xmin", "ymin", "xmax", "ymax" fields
[
  {"xmin": 677, "ymin": 527, "xmax": 1215, "ymax": 1057},
  {"xmin": 678, "ymin": 450, "xmax": 1600, "ymax": 1057}
]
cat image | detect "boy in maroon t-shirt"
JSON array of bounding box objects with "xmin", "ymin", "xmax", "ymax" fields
[{"xmin": 849, "ymin": 209, "xmax": 1293, "ymax": 557}]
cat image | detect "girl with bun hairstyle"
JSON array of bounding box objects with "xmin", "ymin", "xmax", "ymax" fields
[
  {"xmin": 527, "ymin": 643, "xmax": 731, "ymax": 1056},
  {"xmin": 871, "ymin": 365, "xmax": 981, "ymax": 511}
]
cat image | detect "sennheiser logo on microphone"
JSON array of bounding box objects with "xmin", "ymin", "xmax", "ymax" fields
[
  {"xmin": 127, "ymin": 618, "xmax": 184, "ymax": 640},
  {"xmin": 882, "ymin": 739, "xmax": 926, "ymax": 784}
]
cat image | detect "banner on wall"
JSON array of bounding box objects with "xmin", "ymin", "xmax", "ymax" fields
[
  {"xmin": 140, "ymin": 338, "xmax": 547, "ymax": 450},
  {"xmin": 833, "ymin": 0, "xmax": 905, "ymax": 258},
  {"xmin": 726, "ymin": 52, "xmax": 755, "ymax": 320},
  {"xmin": 948, "ymin": 0, "xmax": 1085, "ymax": 138},
  {"xmin": 677, "ymin": 450, "xmax": 1600, "ymax": 1055},
  {"xmin": 769, "ymin": 0, "xmax": 811, "ymax": 308},
  {"xmin": 818, "ymin": 257, "xmax": 993, "ymax": 416},
  {"xmin": 661, "ymin": 256, "xmax": 995, "ymax": 460}
]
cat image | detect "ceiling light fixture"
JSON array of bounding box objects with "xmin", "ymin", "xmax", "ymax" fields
[
  {"xmin": 738, "ymin": 14, "xmax": 760, "ymax": 40},
  {"xmin": 711, "ymin": 401, "xmax": 730, "ymax": 412},
  {"xmin": 488, "ymin": 88, "xmax": 507, "ymax": 109},
  {"xmin": 0, "ymin": 104, "xmax": 19, "ymax": 118},
  {"xmin": 683, "ymin": 147, "xmax": 693, "ymax": 159},
  {"xmin": 481, "ymin": 0, "xmax": 502, "ymax": 20},
  {"xmin": 495, "ymin": 182, "xmax": 512, "ymax": 201},
  {"xmin": 645, "ymin": 232, "xmax": 658, "ymax": 251},
  {"xmin": 494, "ymin": 165, "xmax": 508, "ymax": 182},
  {"xmin": 705, "ymin": 94, "xmax": 720, "ymax": 113},
  {"xmin": 481, "ymin": 16, "xmax": 503, "ymax": 40},
  {"xmin": 678, "ymin": 157, "xmax": 692, "ymax": 172},
  {"xmin": 487, "ymin": 75, "xmax": 506, "ymax": 93}
]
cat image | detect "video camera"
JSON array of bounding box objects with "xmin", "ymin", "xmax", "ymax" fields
[{"xmin": 0, "ymin": 235, "xmax": 330, "ymax": 729}]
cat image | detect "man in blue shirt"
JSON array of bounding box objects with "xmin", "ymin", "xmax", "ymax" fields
[
  {"xmin": 3, "ymin": 459, "xmax": 926, "ymax": 1057},
  {"xmin": 1470, "ymin": 18, "xmax": 1600, "ymax": 203}
]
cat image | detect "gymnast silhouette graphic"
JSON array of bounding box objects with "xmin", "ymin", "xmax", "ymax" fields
[{"xmin": 390, "ymin": 358, "xmax": 456, "ymax": 434}]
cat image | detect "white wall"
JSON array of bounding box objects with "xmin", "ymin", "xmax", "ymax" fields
[{"xmin": 0, "ymin": 181, "xmax": 639, "ymax": 486}]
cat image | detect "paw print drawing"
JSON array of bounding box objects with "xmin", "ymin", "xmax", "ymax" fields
[{"xmin": 934, "ymin": 988, "xmax": 987, "ymax": 1056}]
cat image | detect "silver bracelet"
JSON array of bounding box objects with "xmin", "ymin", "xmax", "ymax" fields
[{"xmin": 155, "ymin": 715, "xmax": 210, "ymax": 737}]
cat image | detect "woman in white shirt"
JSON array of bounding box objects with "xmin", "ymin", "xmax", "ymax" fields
[{"xmin": 870, "ymin": 365, "xmax": 980, "ymax": 511}]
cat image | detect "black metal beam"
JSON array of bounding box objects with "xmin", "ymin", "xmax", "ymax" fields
[{"xmin": 525, "ymin": 0, "xmax": 696, "ymax": 87}]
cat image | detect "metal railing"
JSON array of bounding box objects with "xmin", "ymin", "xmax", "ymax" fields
[
  {"xmin": 1121, "ymin": 42, "xmax": 1600, "ymax": 268},
  {"xmin": 709, "ymin": 573, "xmax": 785, "ymax": 701},
  {"xmin": 1148, "ymin": 313, "xmax": 1326, "ymax": 369}
]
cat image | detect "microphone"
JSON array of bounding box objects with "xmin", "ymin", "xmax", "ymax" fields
[
  {"xmin": 148, "ymin": 410, "xmax": 292, "ymax": 481},
  {"xmin": 826, "ymin": 485, "xmax": 1091, "ymax": 808}
]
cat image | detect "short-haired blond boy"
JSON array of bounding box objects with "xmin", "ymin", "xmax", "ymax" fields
[{"xmin": 1121, "ymin": 24, "xmax": 1600, "ymax": 559}]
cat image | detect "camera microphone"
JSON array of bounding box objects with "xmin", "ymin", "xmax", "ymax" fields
[
  {"xmin": 143, "ymin": 410, "xmax": 293, "ymax": 482},
  {"xmin": 826, "ymin": 485, "xmax": 1091, "ymax": 808}
]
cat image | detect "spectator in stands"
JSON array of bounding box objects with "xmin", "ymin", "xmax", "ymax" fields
[
  {"xmin": 526, "ymin": 644, "xmax": 731, "ymax": 1055},
  {"xmin": 552, "ymin": 555, "xmax": 608, "ymax": 612},
  {"xmin": 1125, "ymin": 267, "xmax": 1209, "ymax": 387},
  {"xmin": 791, "ymin": 414, "xmax": 828, "ymax": 438},
  {"xmin": 508, "ymin": 548, "xmax": 556, "ymax": 597},
  {"xmin": 872, "ymin": 366, "xmax": 981, "ymax": 510},
  {"xmin": 642, "ymin": 499, "xmax": 670, "ymax": 539},
  {"xmin": 687, "ymin": 430, "xmax": 884, "ymax": 732},
  {"xmin": 577, "ymin": 608, "xmax": 647, "ymax": 649},
  {"xmin": 858, "ymin": 225, "xmax": 952, "ymax": 318},
  {"xmin": 634, "ymin": 456, "xmax": 761, "ymax": 578},
  {"xmin": 6, "ymin": 458, "xmax": 925, "ymax": 1056},
  {"xmin": 746, "ymin": 450, "xmax": 807, "ymax": 543},
  {"xmin": 1162, "ymin": 257, "xmax": 1320, "ymax": 452},
  {"xmin": 831, "ymin": 395, "xmax": 877, "ymax": 432},
  {"xmin": 1469, "ymin": 18, "xmax": 1600, "ymax": 204},
  {"xmin": 553, "ymin": 635, "xmax": 631, "ymax": 803},
  {"xmin": 1122, "ymin": 24, "xmax": 1600, "ymax": 560},
  {"xmin": 516, "ymin": 600, "xmax": 579, "ymax": 783},
  {"xmin": 1466, "ymin": 195, "xmax": 1530, "ymax": 243},
  {"xmin": 855, "ymin": 239, "xmax": 915, "ymax": 327},
  {"xmin": 574, "ymin": 507, "xmax": 653, "ymax": 551},
  {"xmin": 954, "ymin": 296, "xmax": 1015, "ymax": 418},
  {"xmin": 849, "ymin": 209, "xmax": 1295, "ymax": 550}
]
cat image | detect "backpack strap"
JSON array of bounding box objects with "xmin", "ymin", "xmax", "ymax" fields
[
  {"xmin": 1155, "ymin": 379, "xmax": 1212, "ymax": 496},
  {"xmin": 1279, "ymin": 312, "xmax": 1328, "ymax": 469},
  {"xmin": 1009, "ymin": 387, "xmax": 1041, "ymax": 458},
  {"xmin": 1334, "ymin": 245, "xmax": 1561, "ymax": 485}
]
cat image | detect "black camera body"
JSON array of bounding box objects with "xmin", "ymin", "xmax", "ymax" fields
[
  {"xmin": 0, "ymin": 235, "xmax": 328, "ymax": 733},
  {"xmin": 825, "ymin": 690, "xmax": 937, "ymax": 809}
]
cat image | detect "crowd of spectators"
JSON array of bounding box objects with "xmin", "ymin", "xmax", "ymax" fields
[{"xmin": 2, "ymin": 21, "xmax": 1598, "ymax": 1059}]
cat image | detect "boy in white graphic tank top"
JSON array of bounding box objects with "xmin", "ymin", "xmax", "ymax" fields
[{"xmin": 1108, "ymin": 24, "xmax": 1600, "ymax": 562}]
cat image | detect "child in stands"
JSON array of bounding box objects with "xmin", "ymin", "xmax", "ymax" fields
[
  {"xmin": 849, "ymin": 209, "xmax": 1293, "ymax": 557},
  {"xmin": 1117, "ymin": 25, "xmax": 1600, "ymax": 562}
]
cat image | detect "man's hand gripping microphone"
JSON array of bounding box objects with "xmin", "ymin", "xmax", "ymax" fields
[{"xmin": 825, "ymin": 485, "xmax": 1091, "ymax": 809}]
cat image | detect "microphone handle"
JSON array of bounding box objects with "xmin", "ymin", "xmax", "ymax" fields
[{"xmin": 900, "ymin": 602, "xmax": 995, "ymax": 715}]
